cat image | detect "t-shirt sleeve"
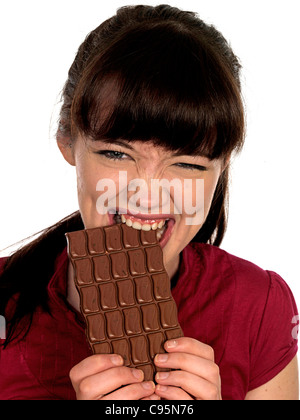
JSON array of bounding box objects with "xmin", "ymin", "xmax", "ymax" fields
[{"xmin": 248, "ymin": 271, "xmax": 298, "ymax": 391}]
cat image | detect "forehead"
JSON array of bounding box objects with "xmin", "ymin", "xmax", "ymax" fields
[{"xmin": 114, "ymin": 140, "xmax": 171, "ymax": 156}]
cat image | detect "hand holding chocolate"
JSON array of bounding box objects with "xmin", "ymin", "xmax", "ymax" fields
[{"xmin": 66, "ymin": 223, "xmax": 183, "ymax": 381}]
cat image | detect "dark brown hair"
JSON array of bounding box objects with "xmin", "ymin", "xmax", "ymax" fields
[{"xmin": 1, "ymin": 5, "xmax": 245, "ymax": 346}]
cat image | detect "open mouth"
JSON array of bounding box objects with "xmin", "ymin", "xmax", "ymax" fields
[{"xmin": 110, "ymin": 211, "xmax": 175, "ymax": 247}]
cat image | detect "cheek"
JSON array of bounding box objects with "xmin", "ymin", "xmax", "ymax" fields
[
  {"xmin": 76, "ymin": 159, "xmax": 99, "ymax": 200},
  {"xmin": 178, "ymin": 175, "xmax": 219, "ymax": 218},
  {"xmin": 203, "ymin": 175, "xmax": 220, "ymax": 213},
  {"xmin": 75, "ymin": 156, "xmax": 120, "ymax": 226}
]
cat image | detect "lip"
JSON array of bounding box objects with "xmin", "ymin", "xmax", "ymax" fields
[
  {"xmin": 159, "ymin": 218, "xmax": 175, "ymax": 248},
  {"xmin": 108, "ymin": 207, "xmax": 176, "ymax": 222}
]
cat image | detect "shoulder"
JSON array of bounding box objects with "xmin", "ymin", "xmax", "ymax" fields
[
  {"xmin": 189, "ymin": 241, "xmax": 298, "ymax": 343},
  {"xmin": 187, "ymin": 242, "xmax": 298, "ymax": 320},
  {"xmin": 190, "ymin": 241, "xmax": 268, "ymax": 277},
  {"xmin": 189, "ymin": 242, "xmax": 285, "ymax": 294},
  {"xmin": 0, "ymin": 256, "xmax": 8, "ymax": 275},
  {"xmin": 0, "ymin": 256, "xmax": 19, "ymax": 320},
  {"xmin": 189, "ymin": 243, "xmax": 298, "ymax": 383}
]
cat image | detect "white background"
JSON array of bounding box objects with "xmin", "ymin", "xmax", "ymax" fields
[{"xmin": 0, "ymin": 0, "xmax": 299, "ymax": 309}]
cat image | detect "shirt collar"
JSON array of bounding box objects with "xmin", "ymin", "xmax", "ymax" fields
[{"xmin": 47, "ymin": 247, "xmax": 85, "ymax": 329}]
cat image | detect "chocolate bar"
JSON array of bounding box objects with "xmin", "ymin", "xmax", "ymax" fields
[{"xmin": 65, "ymin": 223, "xmax": 183, "ymax": 381}]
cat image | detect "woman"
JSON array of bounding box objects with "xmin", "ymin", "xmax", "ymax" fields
[{"xmin": 0, "ymin": 4, "xmax": 298, "ymax": 400}]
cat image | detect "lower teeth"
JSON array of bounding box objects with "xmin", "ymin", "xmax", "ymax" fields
[
  {"xmin": 156, "ymin": 230, "xmax": 163, "ymax": 240},
  {"xmin": 114, "ymin": 213, "xmax": 122, "ymax": 224},
  {"xmin": 156, "ymin": 224, "xmax": 167, "ymax": 241}
]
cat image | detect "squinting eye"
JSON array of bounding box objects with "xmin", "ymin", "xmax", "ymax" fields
[
  {"xmin": 96, "ymin": 150, "xmax": 129, "ymax": 160},
  {"xmin": 175, "ymin": 162, "xmax": 207, "ymax": 171}
]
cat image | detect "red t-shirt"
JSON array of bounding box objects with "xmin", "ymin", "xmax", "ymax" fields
[{"xmin": 0, "ymin": 243, "xmax": 298, "ymax": 400}]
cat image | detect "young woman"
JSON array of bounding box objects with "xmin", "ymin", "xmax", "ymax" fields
[{"xmin": 0, "ymin": 5, "xmax": 298, "ymax": 400}]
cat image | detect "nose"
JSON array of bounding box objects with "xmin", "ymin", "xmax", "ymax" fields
[
  {"xmin": 126, "ymin": 177, "xmax": 181, "ymax": 215},
  {"xmin": 134, "ymin": 158, "xmax": 171, "ymax": 214}
]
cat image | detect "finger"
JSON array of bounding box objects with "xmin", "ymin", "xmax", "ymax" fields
[
  {"xmin": 154, "ymin": 352, "xmax": 220, "ymax": 384},
  {"xmin": 155, "ymin": 370, "xmax": 220, "ymax": 400},
  {"xmin": 77, "ymin": 367, "xmax": 144, "ymax": 400},
  {"xmin": 101, "ymin": 381, "xmax": 156, "ymax": 400},
  {"xmin": 142, "ymin": 394, "xmax": 161, "ymax": 401},
  {"xmin": 70, "ymin": 354, "xmax": 123, "ymax": 392},
  {"xmin": 155, "ymin": 384, "xmax": 193, "ymax": 400},
  {"xmin": 164, "ymin": 337, "xmax": 215, "ymax": 361}
]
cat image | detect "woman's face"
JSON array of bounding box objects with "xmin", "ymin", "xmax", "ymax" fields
[{"xmin": 59, "ymin": 135, "xmax": 224, "ymax": 279}]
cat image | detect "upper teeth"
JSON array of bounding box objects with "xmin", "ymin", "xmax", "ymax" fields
[{"xmin": 121, "ymin": 214, "xmax": 167, "ymax": 231}]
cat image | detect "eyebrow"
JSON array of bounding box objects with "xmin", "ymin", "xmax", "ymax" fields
[
  {"xmin": 170, "ymin": 149, "xmax": 212, "ymax": 163},
  {"xmin": 172, "ymin": 149, "xmax": 208, "ymax": 158},
  {"xmin": 99, "ymin": 139, "xmax": 135, "ymax": 151}
]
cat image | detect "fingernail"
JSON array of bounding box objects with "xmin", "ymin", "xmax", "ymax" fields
[
  {"xmin": 111, "ymin": 355, "xmax": 123, "ymax": 366},
  {"xmin": 148, "ymin": 394, "xmax": 161, "ymax": 400},
  {"xmin": 156, "ymin": 371, "xmax": 169, "ymax": 380},
  {"xmin": 142, "ymin": 381, "xmax": 155, "ymax": 390},
  {"xmin": 132, "ymin": 369, "xmax": 144, "ymax": 380},
  {"xmin": 155, "ymin": 354, "xmax": 168, "ymax": 363},
  {"xmin": 166, "ymin": 339, "xmax": 178, "ymax": 349},
  {"xmin": 156, "ymin": 384, "xmax": 168, "ymax": 392}
]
